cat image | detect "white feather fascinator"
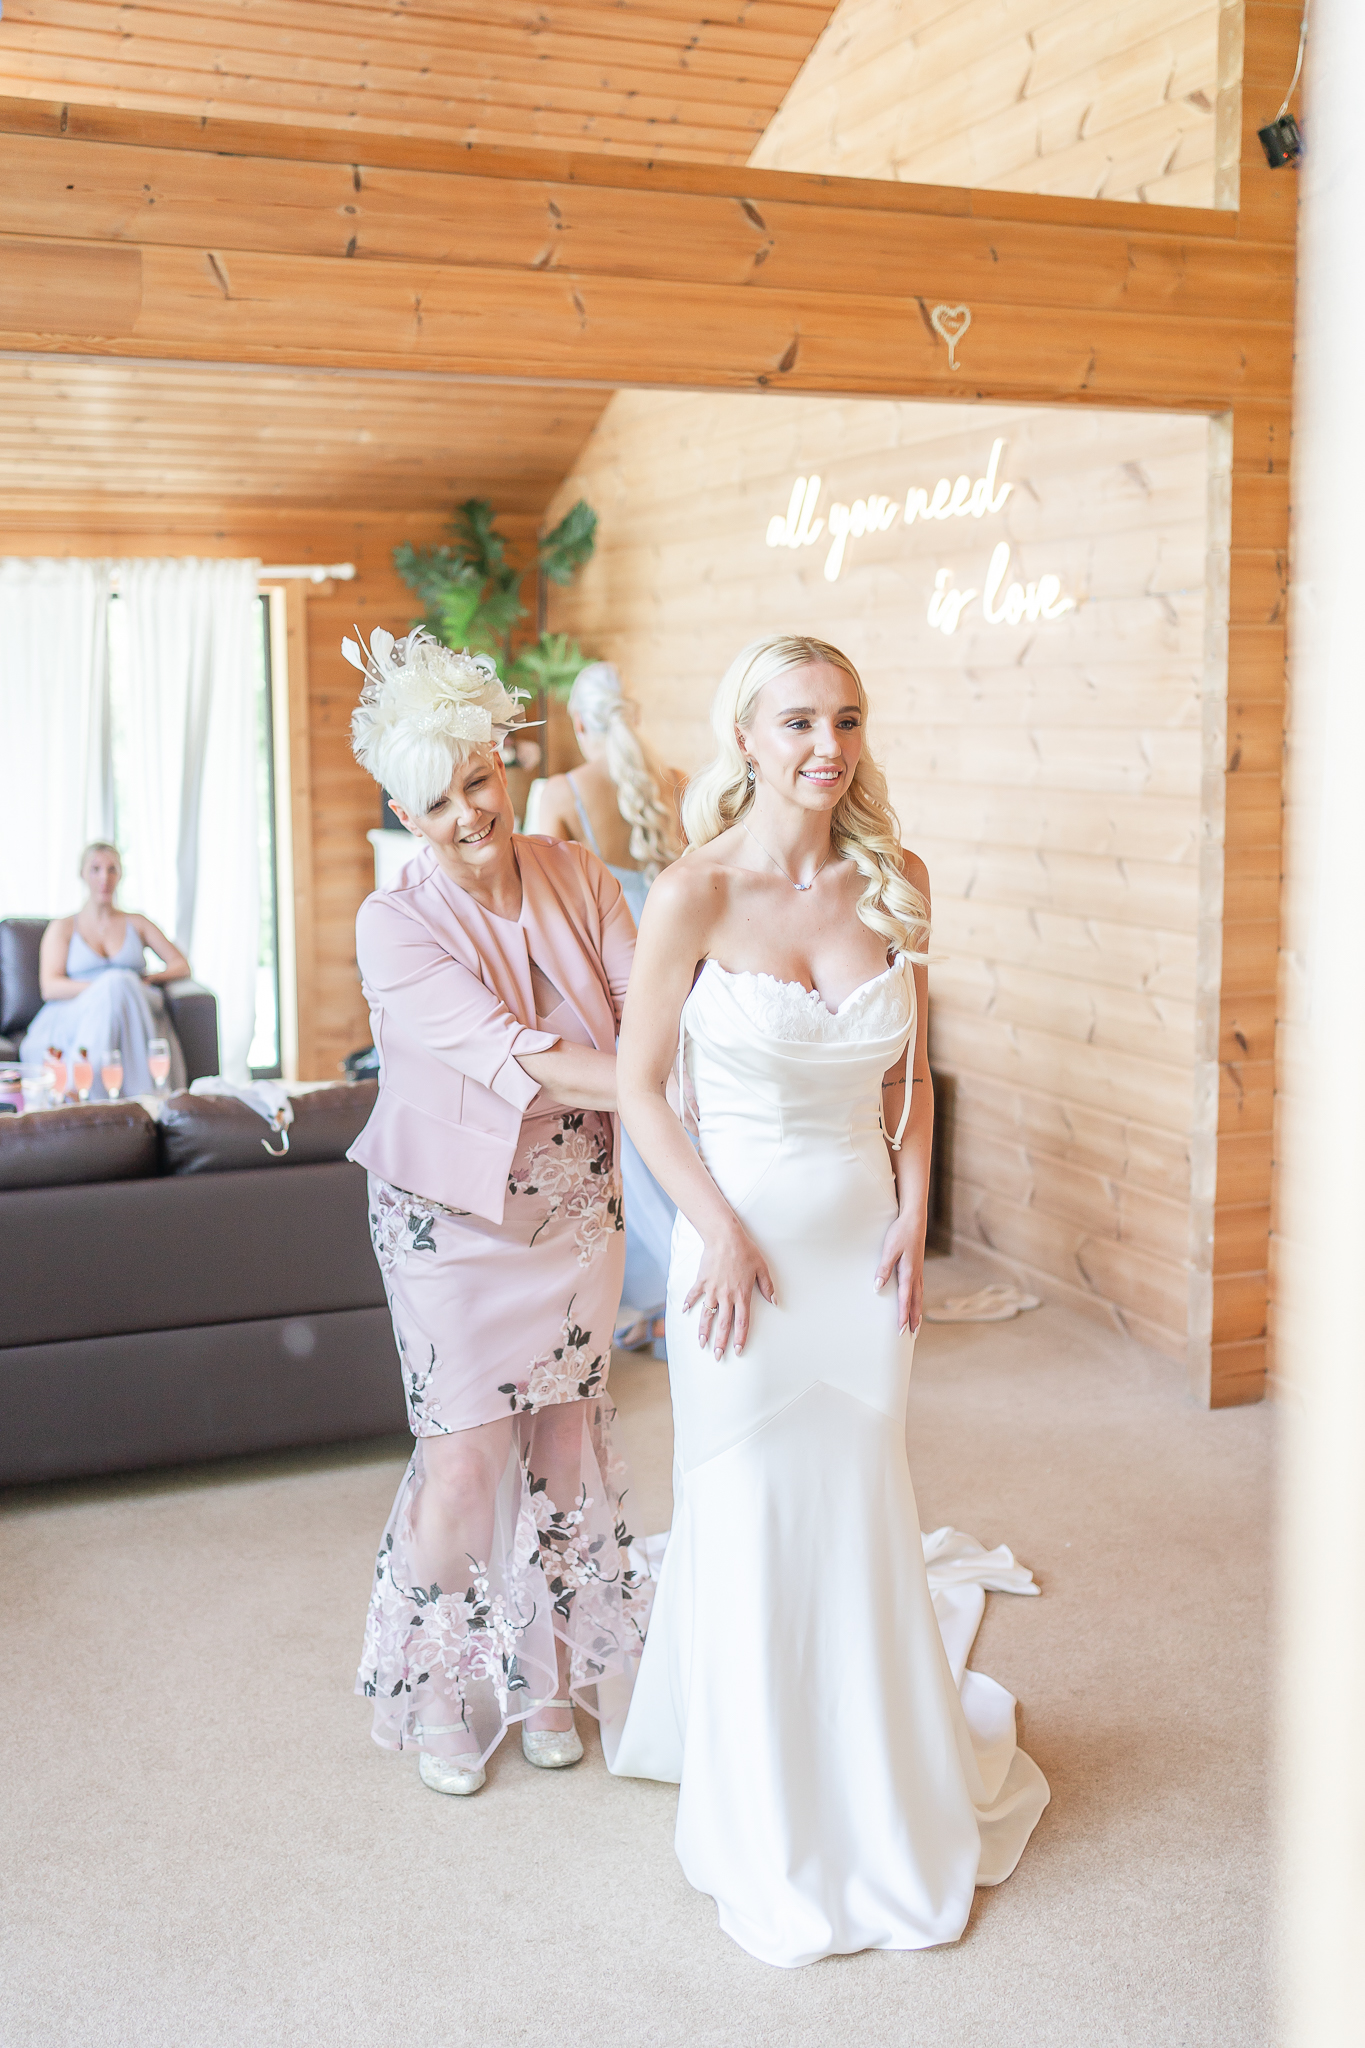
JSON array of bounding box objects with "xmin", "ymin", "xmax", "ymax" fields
[{"xmin": 346, "ymin": 625, "xmax": 529, "ymax": 816}]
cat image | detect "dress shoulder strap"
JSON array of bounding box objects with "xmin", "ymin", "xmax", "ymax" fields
[
  {"xmin": 880, "ymin": 954, "xmax": 915, "ymax": 1152},
  {"xmin": 566, "ymin": 771, "xmax": 603, "ymax": 858}
]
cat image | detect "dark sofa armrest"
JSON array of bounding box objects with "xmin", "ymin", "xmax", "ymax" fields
[{"xmin": 164, "ymin": 980, "xmax": 220, "ymax": 1083}]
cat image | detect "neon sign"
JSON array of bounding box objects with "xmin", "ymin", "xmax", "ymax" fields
[
  {"xmin": 762, "ymin": 439, "xmax": 1078, "ymax": 628},
  {"xmin": 927, "ymin": 546, "xmax": 1075, "ymax": 636}
]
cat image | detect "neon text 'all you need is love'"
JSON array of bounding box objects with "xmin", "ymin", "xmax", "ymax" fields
[{"xmin": 764, "ymin": 438, "xmax": 1077, "ymax": 635}]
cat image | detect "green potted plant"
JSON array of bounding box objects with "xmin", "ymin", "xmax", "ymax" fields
[{"xmin": 394, "ymin": 496, "xmax": 598, "ymax": 702}]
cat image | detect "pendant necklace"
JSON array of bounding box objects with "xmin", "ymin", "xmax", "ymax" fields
[{"xmin": 743, "ymin": 820, "xmax": 835, "ymax": 894}]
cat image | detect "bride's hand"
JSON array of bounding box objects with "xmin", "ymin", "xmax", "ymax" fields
[
  {"xmin": 683, "ymin": 1225, "xmax": 776, "ymax": 1359},
  {"xmin": 874, "ymin": 1213, "xmax": 926, "ymax": 1335}
]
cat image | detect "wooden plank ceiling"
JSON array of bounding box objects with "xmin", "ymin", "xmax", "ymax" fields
[
  {"xmin": 0, "ymin": 0, "xmax": 840, "ymax": 163},
  {"xmin": 0, "ymin": 355, "xmax": 609, "ymax": 512}
]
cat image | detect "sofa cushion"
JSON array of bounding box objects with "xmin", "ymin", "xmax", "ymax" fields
[
  {"xmin": 158, "ymin": 1082, "xmax": 378, "ymax": 1175},
  {"xmin": 0, "ymin": 1100, "xmax": 158, "ymax": 1191},
  {"xmin": 0, "ymin": 1307, "xmax": 405, "ymax": 1486},
  {"xmin": 0, "ymin": 1160, "xmax": 386, "ymax": 1349},
  {"xmin": 0, "ymin": 919, "xmax": 47, "ymax": 1039}
]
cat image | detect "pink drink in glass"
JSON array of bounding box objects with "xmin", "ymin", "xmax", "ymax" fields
[
  {"xmin": 45, "ymin": 1047, "xmax": 67, "ymax": 1103},
  {"xmin": 148, "ymin": 1038, "xmax": 171, "ymax": 1091},
  {"xmin": 101, "ymin": 1050, "xmax": 124, "ymax": 1100},
  {"xmin": 73, "ymin": 1047, "xmax": 94, "ymax": 1103}
]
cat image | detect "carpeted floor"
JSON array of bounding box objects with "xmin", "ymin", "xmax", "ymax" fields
[{"xmin": 0, "ymin": 1251, "xmax": 1272, "ymax": 2047}]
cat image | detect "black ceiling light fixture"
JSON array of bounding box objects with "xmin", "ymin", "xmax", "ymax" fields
[{"xmin": 1258, "ymin": 5, "xmax": 1308, "ymax": 167}]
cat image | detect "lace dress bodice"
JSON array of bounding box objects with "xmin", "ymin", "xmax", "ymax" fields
[{"xmin": 698, "ymin": 957, "xmax": 913, "ymax": 1045}]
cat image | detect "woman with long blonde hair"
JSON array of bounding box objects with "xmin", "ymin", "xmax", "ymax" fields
[
  {"xmin": 526, "ymin": 662, "xmax": 684, "ymax": 924},
  {"xmin": 607, "ymin": 634, "xmax": 1048, "ymax": 1965},
  {"xmin": 528, "ymin": 661, "xmax": 686, "ymax": 1349}
]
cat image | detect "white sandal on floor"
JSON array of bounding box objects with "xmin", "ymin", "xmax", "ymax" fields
[
  {"xmin": 521, "ymin": 1701, "xmax": 584, "ymax": 1770},
  {"xmin": 415, "ymin": 1723, "xmax": 486, "ymax": 1797},
  {"xmin": 922, "ymin": 1284, "xmax": 1042, "ymax": 1324}
]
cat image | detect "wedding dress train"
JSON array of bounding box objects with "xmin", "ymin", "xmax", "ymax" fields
[{"xmin": 605, "ymin": 957, "xmax": 1049, "ymax": 1967}]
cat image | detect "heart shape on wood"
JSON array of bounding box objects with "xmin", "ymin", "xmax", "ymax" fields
[
  {"xmin": 929, "ymin": 302, "xmax": 972, "ymax": 369},
  {"xmin": 931, "ymin": 304, "xmax": 971, "ymax": 344}
]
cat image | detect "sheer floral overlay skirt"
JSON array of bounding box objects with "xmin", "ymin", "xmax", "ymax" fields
[{"xmin": 357, "ymin": 1107, "xmax": 652, "ymax": 1762}]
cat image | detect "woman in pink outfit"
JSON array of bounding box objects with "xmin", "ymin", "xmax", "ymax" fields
[{"xmin": 345, "ymin": 627, "xmax": 650, "ymax": 1798}]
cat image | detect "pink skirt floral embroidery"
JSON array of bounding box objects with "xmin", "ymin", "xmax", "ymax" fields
[{"xmin": 357, "ymin": 1104, "xmax": 652, "ymax": 1760}]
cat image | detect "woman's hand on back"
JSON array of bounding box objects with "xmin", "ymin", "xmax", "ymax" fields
[{"xmin": 683, "ymin": 1222, "xmax": 776, "ymax": 1359}]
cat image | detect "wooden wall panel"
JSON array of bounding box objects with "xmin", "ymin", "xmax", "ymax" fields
[
  {"xmin": 528, "ymin": 8, "xmax": 1301, "ymax": 1395},
  {"xmin": 545, "ymin": 392, "xmax": 1212, "ymax": 1359},
  {"xmin": 752, "ymin": 0, "xmax": 1227, "ymax": 209},
  {"xmin": 0, "ymin": 501, "xmax": 502, "ymax": 1079}
]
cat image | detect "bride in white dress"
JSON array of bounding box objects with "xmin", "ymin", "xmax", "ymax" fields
[{"xmin": 607, "ymin": 634, "xmax": 1049, "ymax": 1967}]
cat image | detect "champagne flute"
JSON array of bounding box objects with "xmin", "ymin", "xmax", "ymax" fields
[
  {"xmin": 100, "ymin": 1048, "xmax": 124, "ymax": 1101},
  {"xmin": 73, "ymin": 1047, "xmax": 94, "ymax": 1103},
  {"xmin": 147, "ymin": 1037, "xmax": 172, "ymax": 1094},
  {"xmin": 45, "ymin": 1046, "xmax": 67, "ymax": 1105}
]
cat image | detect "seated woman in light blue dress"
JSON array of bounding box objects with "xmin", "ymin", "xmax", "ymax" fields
[
  {"xmin": 20, "ymin": 841, "xmax": 191, "ymax": 1098},
  {"xmin": 526, "ymin": 665, "xmax": 686, "ymax": 1351}
]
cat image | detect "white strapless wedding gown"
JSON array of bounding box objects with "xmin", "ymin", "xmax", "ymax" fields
[{"xmin": 604, "ymin": 957, "xmax": 1049, "ymax": 1967}]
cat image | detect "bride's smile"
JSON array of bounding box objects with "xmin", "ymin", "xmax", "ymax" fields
[{"xmin": 738, "ymin": 664, "xmax": 864, "ymax": 817}]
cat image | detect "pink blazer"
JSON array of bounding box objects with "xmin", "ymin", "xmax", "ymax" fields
[{"xmin": 347, "ymin": 835, "xmax": 635, "ymax": 1222}]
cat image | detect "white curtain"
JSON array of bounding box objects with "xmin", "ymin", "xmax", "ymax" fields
[
  {"xmin": 115, "ymin": 558, "xmax": 262, "ymax": 1079},
  {"xmin": 0, "ymin": 558, "xmax": 113, "ymax": 915}
]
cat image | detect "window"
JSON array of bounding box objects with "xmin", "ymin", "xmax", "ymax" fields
[{"xmin": 108, "ymin": 591, "xmax": 282, "ymax": 1078}]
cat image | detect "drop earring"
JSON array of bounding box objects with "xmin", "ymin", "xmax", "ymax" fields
[{"xmin": 745, "ymin": 760, "xmax": 756, "ymax": 787}]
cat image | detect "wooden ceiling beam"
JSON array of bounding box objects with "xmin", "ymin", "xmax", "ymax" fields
[
  {"xmin": 0, "ymin": 93, "xmax": 1246, "ymax": 221},
  {"xmin": 0, "ymin": 132, "xmax": 1290, "ymax": 326},
  {"xmin": 0, "ymin": 97, "xmax": 1293, "ymax": 411}
]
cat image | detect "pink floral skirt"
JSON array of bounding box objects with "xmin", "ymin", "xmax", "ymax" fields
[{"xmin": 357, "ymin": 1105, "xmax": 652, "ymax": 1761}]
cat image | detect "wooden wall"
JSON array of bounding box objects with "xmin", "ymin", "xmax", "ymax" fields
[
  {"xmin": 751, "ymin": 0, "xmax": 1237, "ymax": 208},
  {"xmin": 1208, "ymin": 395, "xmax": 1286, "ymax": 1406},
  {"xmin": 0, "ymin": 500, "xmax": 512, "ymax": 1080},
  {"xmin": 546, "ymin": 391, "xmax": 1216, "ymax": 1359},
  {"xmin": 523, "ymin": 0, "xmax": 1295, "ymax": 1403},
  {"xmin": 0, "ymin": 1, "xmax": 1294, "ymax": 1397}
]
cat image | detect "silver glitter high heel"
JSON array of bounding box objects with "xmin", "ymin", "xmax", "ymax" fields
[
  {"xmin": 521, "ymin": 1701, "xmax": 584, "ymax": 1770},
  {"xmin": 415, "ymin": 1724, "xmax": 486, "ymax": 1797}
]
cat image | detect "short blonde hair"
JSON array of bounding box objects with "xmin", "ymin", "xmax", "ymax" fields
[
  {"xmin": 346, "ymin": 626, "xmax": 528, "ymax": 816},
  {"xmin": 681, "ymin": 635, "xmax": 929, "ymax": 956}
]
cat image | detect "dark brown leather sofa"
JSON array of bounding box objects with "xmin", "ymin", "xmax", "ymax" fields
[
  {"xmin": 0, "ymin": 916, "xmax": 221, "ymax": 1082},
  {"xmin": 0, "ymin": 1085, "xmax": 404, "ymax": 1487}
]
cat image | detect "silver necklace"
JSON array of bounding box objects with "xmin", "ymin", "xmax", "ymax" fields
[{"xmin": 743, "ymin": 821, "xmax": 835, "ymax": 893}]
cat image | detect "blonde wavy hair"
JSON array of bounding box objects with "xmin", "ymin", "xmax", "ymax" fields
[
  {"xmin": 681, "ymin": 635, "xmax": 929, "ymax": 956},
  {"xmin": 569, "ymin": 662, "xmax": 682, "ymax": 882}
]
